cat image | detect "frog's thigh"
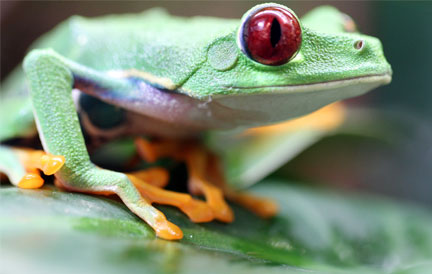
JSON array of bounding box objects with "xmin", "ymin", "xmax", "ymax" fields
[{"xmin": 127, "ymin": 173, "xmax": 214, "ymax": 223}]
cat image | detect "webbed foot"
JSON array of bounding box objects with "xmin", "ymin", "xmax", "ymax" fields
[
  {"xmin": 134, "ymin": 138, "xmax": 234, "ymax": 222},
  {"xmin": 134, "ymin": 138, "xmax": 278, "ymax": 222},
  {"xmin": 185, "ymin": 148, "xmax": 234, "ymax": 222},
  {"xmin": 127, "ymin": 173, "xmax": 214, "ymax": 223},
  {"xmin": 8, "ymin": 148, "xmax": 65, "ymax": 189}
]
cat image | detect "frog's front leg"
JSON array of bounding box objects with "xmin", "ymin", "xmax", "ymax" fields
[{"xmin": 23, "ymin": 49, "xmax": 182, "ymax": 240}]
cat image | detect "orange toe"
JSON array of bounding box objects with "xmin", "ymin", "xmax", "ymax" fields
[
  {"xmin": 40, "ymin": 154, "xmax": 65, "ymax": 175},
  {"xmin": 129, "ymin": 174, "xmax": 214, "ymax": 223},
  {"xmin": 135, "ymin": 138, "xmax": 158, "ymax": 163},
  {"xmin": 202, "ymin": 184, "xmax": 234, "ymax": 223},
  {"xmin": 251, "ymin": 198, "xmax": 279, "ymax": 218},
  {"xmin": 18, "ymin": 172, "xmax": 44, "ymax": 189},
  {"xmin": 153, "ymin": 215, "xmax": 183, "ymax": 240},
  {"xmin": 181, "ymin": 199, "xmax": 214, "ymax": 223},
  {"xmin": 228, "ymin": 192, "xmax": 279, "ymax": 218},
  {"xmin": 130, "ymin": 167, "xmax": 169, "ymax": 188},
  {"xmin": 212, "ymin": 201, "xmax": 234, "ymax": 223}
]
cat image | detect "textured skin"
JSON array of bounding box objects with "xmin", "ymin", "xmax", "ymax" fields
[{"xmin": 27, "ymin": 8, "xmax": 239, "ymax": 90}]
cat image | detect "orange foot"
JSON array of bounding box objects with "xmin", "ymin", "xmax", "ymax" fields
[
  {"xmin": 134, "ymin": 138, "xmax": 279, "ymax": 223},
  {"xmin": 127, "ymin": 172, "xmax": 214, "ymax": 223},
  {"xmin": 13, "ymin": 148, "xmax": 65, "ymax": 189}
]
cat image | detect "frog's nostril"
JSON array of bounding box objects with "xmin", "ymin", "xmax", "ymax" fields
[{"xmin": 354, "ymin": 40, "xmax": 365, "ymax": 50}]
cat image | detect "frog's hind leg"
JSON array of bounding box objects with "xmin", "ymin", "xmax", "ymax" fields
[
  {"xmin": 184, "ymin": 147, "xmax": 235, "ymax": 222},
  {"xmin": 129, "ymin": 167, "xmax": 170, "ymax": 188},
  {"xmin": 134, "ymin": 138, "xmax": 278, "ymax": 221},
  {"xmin": 0, "ymin": 146, "xmax": 65, "ymax": 188},
  {"xmin": 206, "ymin": 153, "xmax": 278, "ymax": 218},
  {"xmin": 134, "ymin": 138, "xmax": 234, "ymax": 223}
]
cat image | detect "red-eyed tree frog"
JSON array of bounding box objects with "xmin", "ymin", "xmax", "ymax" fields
[{"xmin": 0, "ymin": 3, "xmax": 391, "ymax": 240}]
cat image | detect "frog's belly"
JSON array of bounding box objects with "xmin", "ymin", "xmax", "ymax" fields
[{"xmin": 74, "ymin": 90, "xmax": 202, "ymax": 140}]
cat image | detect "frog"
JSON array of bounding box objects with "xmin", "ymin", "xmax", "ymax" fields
[{"xmin": 0, "ymin": 3, "xmax": 391, "ymax": 240}]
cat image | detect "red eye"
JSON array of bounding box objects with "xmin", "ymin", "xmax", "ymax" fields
[{"xmin": 240, "ymin": 6, "xmax": 302, "ymax": 66}]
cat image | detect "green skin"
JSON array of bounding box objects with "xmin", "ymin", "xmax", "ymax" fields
[{"xmin": 0, "ymin": 4, "xmax": 391, "ymax": 237}]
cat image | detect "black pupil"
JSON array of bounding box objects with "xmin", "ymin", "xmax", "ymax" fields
[{"xmin": 270, "ymin": 18, "xmax": 281, "ymax": 47}]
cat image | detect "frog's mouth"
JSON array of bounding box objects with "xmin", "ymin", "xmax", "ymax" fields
[{"xmin": 221, "ymin": 74, "xmax": 391, "ymax": 94}]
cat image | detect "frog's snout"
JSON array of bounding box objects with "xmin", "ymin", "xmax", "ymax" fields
[{"xmin": 353, "ymin": 36, "xmax": 393, "ymax": 79}]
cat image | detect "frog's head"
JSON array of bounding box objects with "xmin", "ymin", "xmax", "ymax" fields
[{"xmin": 178, "ymin": 3, "xmax": 392, "ymax": 129}]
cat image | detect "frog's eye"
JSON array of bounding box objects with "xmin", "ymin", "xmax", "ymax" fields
[{"xmin": 239, "ymin": 5, "xmax": 302, "ymax": 66}]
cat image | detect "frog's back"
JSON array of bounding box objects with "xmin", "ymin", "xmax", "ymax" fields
[{"xmin": 34, "ymin": 8, "xmax": 239, "ymax": 87}]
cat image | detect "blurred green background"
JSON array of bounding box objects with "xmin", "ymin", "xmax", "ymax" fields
[{"xmin": 1, "ymin": 1, "xmax": 431, "ymax": 208}]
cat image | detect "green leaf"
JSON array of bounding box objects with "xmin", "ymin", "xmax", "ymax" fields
[{"xmin": 1, "ymin": 182, "xmax": 431, "ymax": 274}]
